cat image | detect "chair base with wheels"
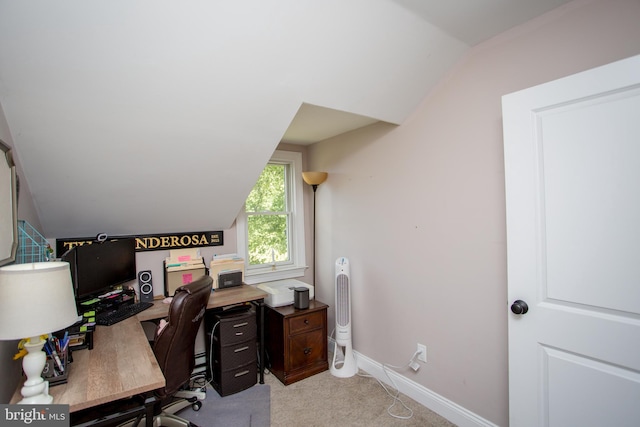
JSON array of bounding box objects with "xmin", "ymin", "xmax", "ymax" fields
[{"xmin": 118, "ymin": 396, "xmax": 200, "ymax": 427}]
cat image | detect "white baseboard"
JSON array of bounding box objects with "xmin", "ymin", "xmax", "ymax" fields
[{"xmin": 328, "ymin": 339, "xmax": 498, "ymax": 427}]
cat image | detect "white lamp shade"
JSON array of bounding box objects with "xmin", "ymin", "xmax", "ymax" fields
[{"xmin": 0, "ymin": 262, "xmax": 78, "ymax": 340}]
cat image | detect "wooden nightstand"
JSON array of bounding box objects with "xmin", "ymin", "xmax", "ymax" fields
[{"xmin": 264, "ymin": 300, "xmax": 328, "ymax": 385}]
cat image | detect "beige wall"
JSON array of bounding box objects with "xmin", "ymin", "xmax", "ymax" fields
[{"xmin": 307, "ymin": 0, "xmax": 640, "ymax": 425}]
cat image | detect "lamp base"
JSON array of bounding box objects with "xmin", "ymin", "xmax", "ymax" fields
[
  {"xmin": 18, "ymin": 390, "xmax": 53, "ymax": 405},
  {"xmin": 18, "ymin": 337, "xmax": 53, "ymax": 404}
]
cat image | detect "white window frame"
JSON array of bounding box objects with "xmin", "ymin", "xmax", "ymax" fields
[{"xmin": 236, "ymin": 150, "xmax": 306, "ymax": 284}]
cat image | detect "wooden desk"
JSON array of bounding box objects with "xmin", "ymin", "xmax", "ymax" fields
[
  {"xmin": 138, "ymin": 284, "xmax": 267, "ymax": 322},
  {"xmin": 11, "ymin": 317, "xmax": 164, "ymax": 412},
  {"xmin": 12, "ymin": 284, "xmax": 267, "ymax": 416}
]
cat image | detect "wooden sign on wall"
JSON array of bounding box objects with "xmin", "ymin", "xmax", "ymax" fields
[{"xmin": 56, "ymin": 230, "xmax": 223, "ymax": 256}]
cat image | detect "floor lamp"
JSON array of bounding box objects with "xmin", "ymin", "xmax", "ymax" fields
[{"xmin": 302, "ymin": 171, "xmax": 328, "ymax": 287}]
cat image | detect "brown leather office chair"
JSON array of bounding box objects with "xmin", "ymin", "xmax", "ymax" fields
[{"xmin": 125, "ymin": 274, "xmax": 213, "ymax": 427}]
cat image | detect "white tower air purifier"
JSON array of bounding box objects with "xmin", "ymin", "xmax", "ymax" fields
[{"xmin": 330, "ymin": 257, "xmax": 358, "ymax": 378}]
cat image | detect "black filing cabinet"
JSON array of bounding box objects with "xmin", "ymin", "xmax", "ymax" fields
[{"xmin": 206, "ymin": 308, "xmax": 257, "ymax": 396}]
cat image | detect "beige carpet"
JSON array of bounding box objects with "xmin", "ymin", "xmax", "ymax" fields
[{"xmin": 265, "ymin": 368, "xmax": 458, "ymax": 427}]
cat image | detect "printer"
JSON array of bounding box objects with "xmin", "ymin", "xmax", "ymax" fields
[{"xmin": 256, "ymin": 279, "xmax": 314, "ymax": 307}]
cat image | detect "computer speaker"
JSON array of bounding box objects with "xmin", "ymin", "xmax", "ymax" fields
[
  {"xmin": 294, "ymin": 287, "xmax": 309, "ymax": 309},
  {"xmin": 138, "ymin": 270, "xmax": 154, "ymax": 303}
]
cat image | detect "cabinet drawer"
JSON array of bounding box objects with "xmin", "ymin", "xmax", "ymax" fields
[
  {"xmin": 214, "ymin": 310, "xmax": 256, "ymax": 345},
  {"xmin": 214, "ymin": 338, "xmax": 256, "ymax": 368},
  {"xmin": 288, "ymin": 328, "xmax": 325, "ymax": 371},
  {"xmin": 288, "ymin": 311, "xmax": 324, "ymax": 335},
  {"xmin": 212, "ymin": 360, "xmax": 257, "ymax": 397}
]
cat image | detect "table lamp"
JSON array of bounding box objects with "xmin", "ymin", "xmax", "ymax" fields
[{"xmin": 0, "ymin": 261, "xmax": 78, "ymax": 404}]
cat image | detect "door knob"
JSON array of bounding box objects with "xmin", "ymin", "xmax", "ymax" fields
[{"xmin": 511, "ymin": 300, "xmax": 529, "ymax": 315}]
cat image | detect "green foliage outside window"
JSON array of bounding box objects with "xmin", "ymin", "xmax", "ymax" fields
[{"xmin": 246, "ymin": 164, "xmax": 290, "ymax": 265}]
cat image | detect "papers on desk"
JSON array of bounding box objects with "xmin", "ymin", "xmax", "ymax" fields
[
  {"xmin": 210, "ymin": 254, "xmax": 245, "ymax": 289},
  {"xmin": 165, "ymin": 248, "xmax": 204, "ymax": 271},
  {"xmin": 164, "ymin": 249, "xmax": 207, "ymax": 296}
]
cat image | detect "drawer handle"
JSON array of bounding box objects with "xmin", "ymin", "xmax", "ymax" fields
[
  {"xmin": 233, "ymin": 322, "xmax": 249, "ymax": 328},
  {"xmin": 234, "ymin": 370, "xmax": 250, "ymax": 378},
  {"xmin": 304, "ymin": 319, "xmax": 309, "ymax": 325},
  {"xmin": 234, "ymin": 346, "xmax": 249, "ymax": 353},
  {"xmin": 304, "ymin": 347, "xmax": 312, "ymax": 355},
  {"xmin": 235, "ymin": 332, "xmax": 244, "ymax": 336}
]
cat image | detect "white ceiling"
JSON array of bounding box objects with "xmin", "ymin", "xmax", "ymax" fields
[
  {"xmin": 0, "ymin": 0, "xmax": 571, "ymax": 238},
  {"xmin": 281, "ymin": 104, "xmax": 380, "ymax": 145}
]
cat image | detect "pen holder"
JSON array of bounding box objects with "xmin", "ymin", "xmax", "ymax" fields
[{"xmin": 42, "ymin": 346, "xmax": 69, "ymax": 386}]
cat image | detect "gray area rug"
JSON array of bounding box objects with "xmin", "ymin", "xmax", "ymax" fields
[{"xmin": 176, "ymin": 384, "xmax": 270, "ymax": 427}]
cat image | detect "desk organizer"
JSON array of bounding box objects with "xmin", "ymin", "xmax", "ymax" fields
[
  {"xmin": 164, "ymin": 248, "xmax": 207, "ymax": 296},
  {"xmin": 70, "ymin": 288, "xmax": 137, "ymax": 351},
  {"xmin": 42, "ymin": 346, "xmax": 69, "ymax": 386},
  {"xmin": 210, "ymin": 255, "xmax": 245, "ymax": 289},
  {"xmin": 65, "ymin": 322, "xmax": 94, "ymax": 351}
]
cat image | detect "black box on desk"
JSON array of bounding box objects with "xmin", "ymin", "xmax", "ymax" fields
[
  {"xmin": 209, "ymin": 257, "xmax": 244, "ymax": 290},
  {"xmin": 42, "ymin": 346, "xmax": 69, "ymax": 386},
  {"xmin": 218, "ymin": 270, "xmax": 243, "ymax": 289},
  {"xmin": 62, "ymin": 319, "xmax": 95, "ymax": 351},
  {"xmin": 67, "ymin": 330, "xmax": 93, "ymax": 351}
]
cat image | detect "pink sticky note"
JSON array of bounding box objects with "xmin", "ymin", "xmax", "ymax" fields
[
  {"xmin": 182, "ymin": 273, "xmax": 193, "ymax": 284},
  {"xmin": 178, "ymin": 255, "xmax": 191, "ymax": 262}
]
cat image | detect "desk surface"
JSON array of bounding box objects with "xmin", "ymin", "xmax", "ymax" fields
[
  {"xmin": 137, "ymin": 284, "xmax": 267, "ymax": 322},
  {"xmin": 11, "ymin": 317, "xmax": 165, "ymax": 412},
  {"xmin": 11, "ymin": 285, "xmax": 267, "ymax": 412}
]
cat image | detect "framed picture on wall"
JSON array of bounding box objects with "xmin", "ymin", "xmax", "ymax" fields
[{"xmin": 0, "ymin": 139, "xmax": 17, "ymax": 266}]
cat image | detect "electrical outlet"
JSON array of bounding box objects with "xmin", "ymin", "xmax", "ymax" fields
[{"xmin": 417, "ymin": 343, "xmax": 427, "ymax": 363}]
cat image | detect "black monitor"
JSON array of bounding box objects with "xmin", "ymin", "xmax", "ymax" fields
[{"xmin": 62, "ymin": 238, "xmax": 137, "ymax": 300}]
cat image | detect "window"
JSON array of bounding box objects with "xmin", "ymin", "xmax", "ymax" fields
[{"xmin": 237, "ymin": 151, "xmax": 306, "ymax": 284}]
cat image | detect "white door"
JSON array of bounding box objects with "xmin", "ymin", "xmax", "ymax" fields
[{"xmin": 503, "ymin": 54, "xmax": 640, "ymax": 427}]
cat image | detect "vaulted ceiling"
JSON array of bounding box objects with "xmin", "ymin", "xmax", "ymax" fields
[{"xmin": 0, "ymin": 0, "xmax": 571, "ymax": 238}]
